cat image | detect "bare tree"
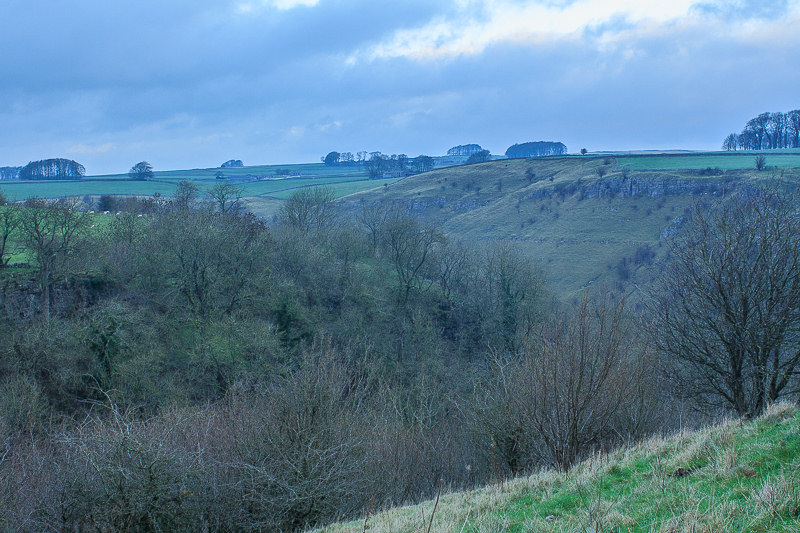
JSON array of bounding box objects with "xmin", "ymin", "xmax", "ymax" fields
[
  {"xmin": 0, "ymin": 202, "xmax": 20, "ymax": 267},
  {"xmin": 651, "ymin": 189, "xmax": 800, "ymax": 417},
  {"xmin": 278, "ymin": 186, "xmax": 337, "ymax": 235},
  {"xmin": 145, "ymin": 209, "xmax": 271, "ymax": 320},
  {"xmin": 767, "ymin": 112, "xmax": 786, "ymax": 149},
  {"xmin": 413, "ymin": 155, "xmax": 434, "ymax": 173},
  {"xmin": 477, "ymin": 293, "xmax": 652, "ymax": 472},
  {"xmin": 381, "ymin": 210, "xmax": 444, "ymax": 306},
  {"xmin": 364, "ymin": 153, "xmax": 390, "ymax": 179},
  {"xmin": 788, "ymin": 109, "xmax": 800, "ymax": 149},
  {"xmin": 516, "ymin": 293, "xmax": 639, "ymax": 469},
  {"xmin": 356, "ymin": 201, "xmax": 389, "ymax": 254},
  {"xmin": 171, "ymin": 180, "xmax": 200, "ymax": 211},
  {"xmin": 19, "ymin": 198, "xmax": 90, "ymax": 320},
  {"xmin": 207, "ymin": 182, "xmax": 244, "ymax": 216},
  {"xmin": 722, "ymin": 133, "xmax": 738, "ymax": 151},
  {"xmin": 481, "ymin": 243, "xmax": 546, "ymax": 353}
]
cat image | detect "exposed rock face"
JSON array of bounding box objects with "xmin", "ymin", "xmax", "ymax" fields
[{"xmin": 578, "ymin": 175, "xmax": 740, "ymax": 200}]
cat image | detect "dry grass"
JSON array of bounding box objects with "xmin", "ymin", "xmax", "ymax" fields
[{"xmin": 312, "ymin": 403, "xmax": 800, "ymax": 533}]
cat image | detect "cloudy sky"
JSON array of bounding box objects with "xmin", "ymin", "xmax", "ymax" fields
[{"xmin": 2, "ymin": 0, "xmax": 799, "ymax": 174}]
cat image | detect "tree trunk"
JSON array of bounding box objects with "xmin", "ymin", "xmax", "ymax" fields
[{"xmin": 41, "ymin": 271, "xmax": 50, "ymax": 321}]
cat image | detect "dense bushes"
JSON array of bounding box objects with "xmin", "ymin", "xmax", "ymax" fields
[{"xmin": 0, "ymin": 192, "xmax": 669, "ymax": 531}]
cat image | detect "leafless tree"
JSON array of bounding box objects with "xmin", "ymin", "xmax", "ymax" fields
[
  {"xmin": 356, "ymin": 200, "xmax": 389, "ymax": 254},
  {"xmin": 278, "ymin": 186, "xmax": 338, "ymax": 235},
  {"xmin": 19, "ymin": 198, "xmax": 89, "ymax": 320},
  {"xmin": 476, "ymin": 293, "xmax": 652, "ymax": 472},
  {"xmin": 722, "ymin": 133, "xmax": 738, "ymax": 151},
  {"xmin": 767, "ymin": 111, "xmax": 786, "ymax": 149},
  {"xmin": 0, "ymin": 202, "xmax": 20, "ymax": 267},
  {"xmin": 364, "ymin": 153, "xmax": 390, "ymax": 179},
  {"xmin": 482, "ymin": 243, "xmax": 546, "ymax": 353},
  {"xmin": 516, "ymin": 294, "xmax": 641, "ymax": 469},
  {"xmin": 145, "ymin": 210, "xmax": 271, "ymax": 320},
  {"xmin": 381, "ymin": 210, "xmax": 444, "ymax": 306},
  {"xmin": 207, "ymin": 181, "xmax": 244, "ymax": 215},
  {"xmin": 788, "ymin": 109, "xmax": 800, "ymax": 148},
  {"xmin": 651, "ymin": 188, "xmax": 800, "ymax": 417},
  {"xmin": 171, "ymin": 180, "xmax": 200, "ymax": 211}
]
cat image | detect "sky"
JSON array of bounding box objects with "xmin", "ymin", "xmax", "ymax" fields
[{"xmin": 1, "ymin": 0, "xmax": 800, "ymax": 175}]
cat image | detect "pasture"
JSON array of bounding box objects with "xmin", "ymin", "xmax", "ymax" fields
[
  {"xmin": 616, "ymin": 150, "xmax": 800, "ymax": 171},
  {"xmin": 0, "ymin": 162, "xmax": 401, "ymax": 207}
]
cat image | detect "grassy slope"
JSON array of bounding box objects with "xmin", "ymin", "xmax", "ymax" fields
[
  {"xmin": 344, "ymin": 156, "xmax": 797, "ymax": 299},
  {"xmin": 316, "ymin": 404, "xmax": 800, "ymax": 533}
]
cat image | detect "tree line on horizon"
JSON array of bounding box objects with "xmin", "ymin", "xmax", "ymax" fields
[
  {"xmin": 505, "ymin": 141, "xmax": 567, "ymax": 158},
  {"xmin": 1, "ymin": 159, "xmax": 87, "ymax": 181},
  {"xmin": 323, "ymin": 141, "xmax": 569, "ymax": 177},
  {"xmin": 322, "ymin": 151, "xmax": 435, "ymax": 177},
  {"xmin": 723, "ymin": 109, "xmax": 800, "ymax": 151}
]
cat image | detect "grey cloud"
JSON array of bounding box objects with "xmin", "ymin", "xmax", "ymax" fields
[{"xmin": 1, "ymin": 0, "xmax": 799, "ymax": 174}]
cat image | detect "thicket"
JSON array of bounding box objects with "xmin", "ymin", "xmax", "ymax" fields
[{"xmin": 2, "ymin": 184, "xmax": 796, "ymax": 530}]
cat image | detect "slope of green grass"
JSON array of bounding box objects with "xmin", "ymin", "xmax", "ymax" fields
[{"xmin": 315, "ymin": 404, "xmax": 800, "ymax": 533}]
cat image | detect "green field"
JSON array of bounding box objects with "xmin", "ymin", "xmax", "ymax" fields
[
  {"xmin": 5, "ymin": 151, "xmax": 798, "ymax": 206},
  {"xmin": 89, "ymin": 162, "xmax": 364, "ymax": 181},
  {"xmin": 617, "ymin": 150, "xmax": 800, "ymax": 171},
  {"xmin": 0, "ymin": 161, "xmax": 401, "ymax": 206},
  {"xmin": 317, "ymin": 404, "xmax": 800, "ymax": 533}
]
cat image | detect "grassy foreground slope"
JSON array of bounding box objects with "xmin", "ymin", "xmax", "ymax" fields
[
  {"xmin": 316, "ymin": 404, "xmax": 800, "ymax": 533},
  {"xmin": 344, "ymin": 156, "xmax": 800, "ymax": 299}
]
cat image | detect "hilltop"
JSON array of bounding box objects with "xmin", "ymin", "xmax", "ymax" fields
[
  {"xmin": 342, "ymin": 154, "xmax": 800, "ymax": 298},
  {"xmin": 315, "ymin": 403, "xmax": 800, "ymax": 533}
]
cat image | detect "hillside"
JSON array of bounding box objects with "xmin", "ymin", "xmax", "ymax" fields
[
  {"xmin": 315, "ymin": 403, "xmax": 800, "ymax": 533},
  {"xmin": 342, "ymin": 156, "xmax": 800, "ymax": 299}
]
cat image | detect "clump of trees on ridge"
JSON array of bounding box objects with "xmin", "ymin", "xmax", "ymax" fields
[
  {"xmin": 18, "ymin": 158, "xmax": 85, "ymax": 180},
  {"xmin": 505, "ymin": 141, "xmax": 567, "ymax": 158},
  {"xmin": 322, "ymin": 151, "xmax": 434, "ymax": 177},
  {"xmin": 723, "ymin": 109, "xmax": 800, "ymax": 150}
]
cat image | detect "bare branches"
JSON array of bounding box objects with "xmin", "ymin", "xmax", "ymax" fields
[{"xmin": 652, "ymin": 188, "xmax": 800, "ymax": 417}]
